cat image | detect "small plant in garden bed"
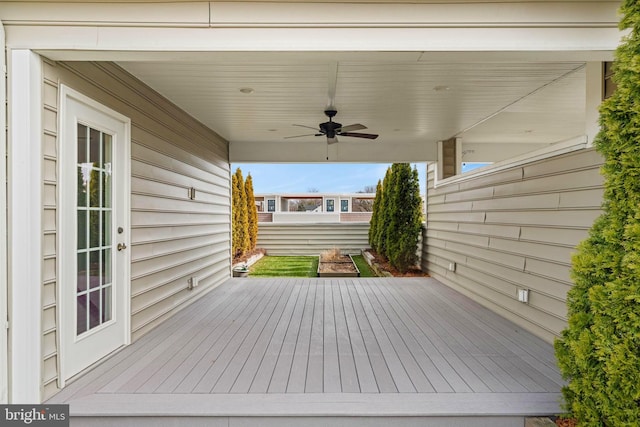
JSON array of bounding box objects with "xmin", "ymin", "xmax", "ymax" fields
[{"xmin": 320, "ymin": 247, "xmax": 350, "ymax": 262}]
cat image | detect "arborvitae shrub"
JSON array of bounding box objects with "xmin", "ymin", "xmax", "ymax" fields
[
  {"xmin": 386, "ymin": 164, "xmax": 422, "ymax": 273},
  {"xmin": 231, "ymin": 171, "xmax": 241, "ymax": 256},
  {"xmin": 368, "ymin": 179, "xmax": 383, "ymax": 251},
  {"xmin": 232, "ymin": 168, "xmax": 250, "ymax": 256},
  {"xmin": 370, "ymin": 164, "xmax": 423, "ymax": 272},
  {"xmin": 245, "ymin": 174, "xmax": 259, "ymax": 251},
  {"xmin": 376, "ymin": 168, "xmax": 392, "ymax": 257},
  {"xmin": 554, "ymin": 2, "xmax": 640, "ymax": 425}
]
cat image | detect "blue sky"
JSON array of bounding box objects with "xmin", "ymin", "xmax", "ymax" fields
[{"xmin": 231, "ymin": 163, "xmax": 427, "ymax": 194}]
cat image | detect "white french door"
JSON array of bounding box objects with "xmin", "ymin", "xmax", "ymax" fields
[{"xmin": 59, "ymin": 86, "xmax": 130, "ymax": 384}]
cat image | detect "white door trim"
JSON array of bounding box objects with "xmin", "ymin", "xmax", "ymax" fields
[
  {"xmin": 0, "ymin": 20, "xmax": 9, "ymax": 405},
  {"xmin": 7, "ymin": 49, "xmax": 42, "ymax": 403},
  {"xmin": 57, "ymin": 85, "xmax": 131, "ymax": 387}
]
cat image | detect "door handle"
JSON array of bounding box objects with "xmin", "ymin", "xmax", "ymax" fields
[{"xmin": 117, "ymin": 243, "xmax": 127, "ymax": 251}]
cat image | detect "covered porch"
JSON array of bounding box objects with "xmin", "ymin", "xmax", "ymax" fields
[{"xmin": 49, "ymin": 277, "xmax": 562, "ymax": 426}]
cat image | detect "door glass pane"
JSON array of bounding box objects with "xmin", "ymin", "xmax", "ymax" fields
[
  {"xmin": 77, "ymin": 253, "xmax": 87, "ymax": 292},
  {"xmin": 102, "ymin": 286, "xmax": 112, "ymax": 323},
  {"xmin": 77, "ymin": 211, "xmax": 87, "ymax": 250},
  {"xmin": 89, "ymin": 250, "xmax": 100, "ymax": 289},
  {"xmin": 77, "ymin": 124, "xmax": 114, "ymax": 336},
  {"xmin": 77, "ymin": 124, "xmax": 87, "ymax": 163},
  {"xmin": 101, "ymin": 249, "xmax": 111, "ymax": 286},
  {"xmin": 77, "ymin": 294, "xmax": 87, "ymax": 335},
  {"xmin": 89, "ymin": 128, "xmax": 100, "ymax": 165},
  {"xmin": 89, "ymin": 290, "xmax": 100, "ymax": 329},
  {"xmin": 89, "ymin": 211, "xmax": 100, "ymax": 248},
  {"xmin": 102, "ymin": 211, "xmax": 111, "ymax": 246},
  {"xmin": 77, "ymin": 167, "xmax": 87, "ymax": 207}
]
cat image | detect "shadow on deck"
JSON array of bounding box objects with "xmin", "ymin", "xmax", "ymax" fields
[{"xmin": 49, "ymin": 277, "xmax": 563, "ymax": 427}]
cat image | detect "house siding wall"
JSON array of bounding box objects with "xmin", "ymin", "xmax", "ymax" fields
[
  {"xmin": 421, "ymin": 148, "xmax": 604, "ymax": 343},
  {"xmin": 41, "ymin": 60, "xmax": 230, "ymax": 399},
  {"xmin": 257, "ymin": 223, "xmax": 371, "ymax": 256}
]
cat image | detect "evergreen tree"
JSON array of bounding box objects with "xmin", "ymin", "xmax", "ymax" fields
[
  {"xmin": 376, "ymin": 167, "xmax": 392, "ymax": 257},
  {"xmin": 245, "ymin": 173, "xmax": 259, "ymax": 251},
  {"xmin": 386, "ymin": 164, "xmax": 422, "ymax": 272},
  {"xmin": 369, "ymin": 179, "xmax": 383, "ymax": 251},
  {"xmin": 554, "ymin": 2, "xmax": 640, "ymax": 424},
  {"xmin": 231, "ymin": 171, "xmax": 241, "ymax": 256},
  {"xmin": 232, "ymin": 168, "xmax": 250, "ymax": 257}
]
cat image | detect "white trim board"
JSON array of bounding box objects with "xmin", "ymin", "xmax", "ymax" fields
[
  {"xmin": 435, "ymin": 135, "xmax": 589, "ymax": 188},
  {"xmin": 0, "ymin": 19, "xmax": 9, "ymax": 405},
  {"xmin": 7, "ymin": 49, "xmax": 42, "ymax": 403}
]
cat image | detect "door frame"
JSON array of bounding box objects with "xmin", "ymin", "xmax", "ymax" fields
[
  {"xmin": 0, "ymin": 21, "xmax": 8, "ymax": 404},
  {"xmin": 57, "ymin": 85, "xmax": 131, "ymax": 387}
]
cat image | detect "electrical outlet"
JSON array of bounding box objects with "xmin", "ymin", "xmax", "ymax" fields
[
  {"xmin": 448, "ymin": 262, "xmax": 456, "ymax": 272},
  {"xmin": 187, "ymin": 276, "xmax": 199, "ymax": 290},
  {"xmin": 517, "ymin": 289, "xmax": 529, "ymax": 303}
]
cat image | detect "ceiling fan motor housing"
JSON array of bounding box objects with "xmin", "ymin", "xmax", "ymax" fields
[{"xmin": 319, "ymin": 120, "xmax": 342, "ymax": 138}]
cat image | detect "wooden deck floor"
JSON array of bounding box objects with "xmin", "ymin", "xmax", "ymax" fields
[{"xmin": 50, "ymin": 277, "xmax": 563, "ymax": 425}]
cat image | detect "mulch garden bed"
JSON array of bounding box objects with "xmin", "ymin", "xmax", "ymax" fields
[{"xmin": 365, "ymin": 250, "xmax": 430, "ymax": 277}]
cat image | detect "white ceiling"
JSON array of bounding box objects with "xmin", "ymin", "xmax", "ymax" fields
[{"xmin": 118, "ymin": 52, "xmax": 586, "ymax": 162}]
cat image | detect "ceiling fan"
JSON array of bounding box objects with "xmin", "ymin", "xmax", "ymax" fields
[{"xmin": 285, "ymin": 108, "xmax": 379, "ymax": 144}]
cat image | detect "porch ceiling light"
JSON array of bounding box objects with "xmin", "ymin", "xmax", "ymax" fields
[
  {"xmin": 433, "ymin": 85, "xmax": 450, "ymax": 92},
  {"xmin": 239, "ymin": 87, "xmax": 254, "ymax": 94}
]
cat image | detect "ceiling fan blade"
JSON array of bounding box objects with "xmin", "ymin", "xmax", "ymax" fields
[
  {"xmin": 284, "ymin": 133, "xmax": 317, "ymax": 139},
  {"xmin": 339, "ymin": 132, "xmax": 379, "ymax": 140},
  {"xmin": 338, "ymin": 123, "xmax": 367, "ymax": 132},
  {"xmin": 292, "ymin": 124, "xmax": 321, "ymax": 131},
  {"xmin": 327, "ymin": 136, "xmax": 339, "ymax": 145}
]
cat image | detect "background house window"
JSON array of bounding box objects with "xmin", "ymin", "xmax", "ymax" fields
[
  {"xmin": 326, "ymin": 199, "xmax": 335, "ymax": 212},
  {"xmin": 604, "ymin": 61, "xmax": 616, "ymax": 99},
  {"xmin": 267, "ymin": 199, "xmax": 275, "ymax": 212},
  {"xmin": 341, "ymin": 200, "xmax": 349, "ymax": 212}
]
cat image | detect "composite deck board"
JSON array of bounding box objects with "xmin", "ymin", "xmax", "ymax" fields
[
  {"xmin": 134, "ymin": 283, "xmax": 260, "ymax": 393},
  {"xmin": 172, "ymin": 279, "xmax": 286, "ymax": 393},
  {"xmin": 345, "ymin": 280, "xmax": 398, "ymax": 393},
  {"xmin": 333, "ymin": 280, "xmax": 360, "ymax": 392},
  {"xmin": 149, "ymin": 279, "xmax": 274, "ymax": 393},
  {"xmin": 429, "ymin": 280, "xmax": 558, "ymax": 365},
  {"xmin": 305, "ymin": 281, "xmax": 324, "ymax": 392},
  {"xmin": 393, "ymin": 281, "xmax": 514, "ymax": 392},
  {"xmin": 368, "ymin": 279, "xmax": 454, "ymax": 392},
  {"xmin": 359, "ymin": 280, "xmax": 436, "ymax": 392},
  {"xmin": 403, "ymin": 280, "xmax": 562, "ymax": 391},
  {"xmin": 322, "ymin": 280, "xmax": 342, "ymax": 393},
  {"xmin": 216, "ymin": 278, "xmax": 297, "ymax": 393},
  {"xmin": 123, "ymin": 282, "xmax": 259, "ymax": 393},
  {"xmin": 48, "ymin": 277, "xmax": 563, "ymax": 421},
  {"xmin": 351, "ymin": 280, "xmax": 416, "ymax": 392},
  {"xmin": 236, "ymin": 279, "xmax": 302, "ymax": 393},
  {"xmin": 376, "ymin": 280, "xmax": 490, "ymax": 392},
  {"xmin": 191, "ymin": 279, "xmax": 290, "ymax": 393},
  {"xmin": 64, "ymin": 284, "xmax": 245, "ymax": 399},
  {"xmin": 370, "ymin": 279, "xmax": 470, "ymax": 392},
  {"xmin": 338, "ymin": 279, "xmax": 378, "ymax": 393},
  {"xmin": 285, "ymin": 280, "xmax": 316, "ymax": 393}
]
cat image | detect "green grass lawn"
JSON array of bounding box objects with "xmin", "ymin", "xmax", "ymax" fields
[
  {"xmin": 249, "ymin": 254, "xmax": 377, "ymax": 278},
  {"xmin": 351, "ymin": 255, "xmax": 377, "ymax": 277},
  {"xmin": 249, "ymin": 256, "xmax": 319, "ymax": 277}
]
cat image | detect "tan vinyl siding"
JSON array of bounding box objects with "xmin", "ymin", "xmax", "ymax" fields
[
  {"xmin": 41, "ymin": 60, "xmax": 230, "ymax": 400},
  {"xmin": 257, "ymin": 223, "xmax": 371, "ymax": 255},
  {"xmin": 421, "ymin": 148, "xmax": 604, "ymax": 343}
]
